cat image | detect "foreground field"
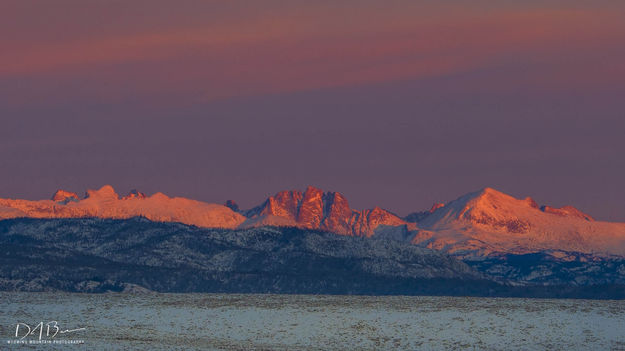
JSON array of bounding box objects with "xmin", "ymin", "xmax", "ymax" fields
[{"xmin": 1, "ymin": 293, "xmax": 624, "ymax": 350}]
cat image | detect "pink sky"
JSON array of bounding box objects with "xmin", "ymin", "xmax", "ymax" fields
[
  {"xmin": 1, "ymin": 1, "xmax": 625, "ymax": 220},
  {"xmin": 2, "ymin": 1, "xmax": 623, "ymax": 100}
]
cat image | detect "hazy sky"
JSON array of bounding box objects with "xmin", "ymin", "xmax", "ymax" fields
[{"xmin": 1, "ymin": 1, "xmax": 624, "ymax": 220}]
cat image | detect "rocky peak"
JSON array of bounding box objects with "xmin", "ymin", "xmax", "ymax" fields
[
  {"xmin": 224, "ymin": 200, "xmax": 240, "ymax": 212},
  {"xmin": 297, "ymin": 186, "xmax": 325, "ymax": 227},
  {"xmin": 122, "ymin": 189, "xmax": 147, "ymax": 200},
  {"xmin": 429, "ymin": 203, "xmax": 445, "ymax": 213},
  {"xmin": 322, "ymin": 192, "xmax": 351, "ymax": 218},
  {"xmin": 366, "ymin": 206, "xmax": 400, "ymax": 222},
  {"xmin": 51, "ymin": 189, "xmax": 79, "ymax": 203},
  {"xmin": 350, "ymin": 206, "xmax": 407, "ymax": 237},
  {"xmin": 252, "ymin": 189, "xmax": 303, "ymax": 219},
  {"xmin": 320, "ymin": 191, "xmax": 353, "ymax": 234},
  {"xmin": 243, "ymin": 186, "xmax": 408, "ymax": 236}
]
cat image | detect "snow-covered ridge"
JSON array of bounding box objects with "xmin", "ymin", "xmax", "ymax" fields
[
  {"xmin": 1, "ymin": 185, "xmax": 625, "ymax": 258},
  {"xmin": 414, "ymin": 187, "xmax": 625, "ymax": 257},
  {"xmin": 0, "ymin": 185, "xmax": 412, "ymax": 235},
  {"xmin": 0, "ymin": 185, "xmax": 245, "ymax": 228}
]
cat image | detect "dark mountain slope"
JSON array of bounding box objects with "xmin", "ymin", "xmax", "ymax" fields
[
  {"xmin": 0, "ymin": 217, "xmax": 488, "ymax": 295},
  {"xmin": 2, "ymin": 218, "xmax": 623, "ymax": 298}
]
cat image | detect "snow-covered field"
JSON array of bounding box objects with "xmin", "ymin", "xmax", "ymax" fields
[{"xmin": 1, "ymin": 293, "xmax": 624, "ymax": 350}]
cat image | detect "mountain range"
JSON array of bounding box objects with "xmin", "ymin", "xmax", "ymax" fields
[
  {"xmin": 1, "ymin": 185, "xmax": 625, "ymax": 295},
  {"xmin": 2, "ymin": 185, "xmax": 624, "ymax": 259}
]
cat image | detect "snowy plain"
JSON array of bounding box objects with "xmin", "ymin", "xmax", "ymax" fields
[{"xmin": 1, "ymin": 293, "xmax": 624, "ymax": 350}]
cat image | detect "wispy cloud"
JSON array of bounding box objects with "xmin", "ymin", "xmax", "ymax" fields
[{"xmin": 1, "ymin": 2, "xmax": 623, "ymax": 101}]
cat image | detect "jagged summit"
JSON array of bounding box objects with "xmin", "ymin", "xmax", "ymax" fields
[
  {"xmin": 122, "ymin": 189, "xmax": 147, "ymax": 200},
  {"xmin": 51, "ymin": 189, "xmax": 79, "ymax": 203},
  {"xmin": 430, "ymin": 203, "xmax": 445, "ymax": 212},
  {"xmin": 242, "ymin": 186, "xmax": 409, "ymax": 236}
]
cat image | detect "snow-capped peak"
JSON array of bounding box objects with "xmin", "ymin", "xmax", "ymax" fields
[
  {"xmin": 415, "ymin": 187, "xmax": 625, "ymax": 257},
  {"xmin": 84, "ymin": 185, "xmax": 119, "ymax": 199}
]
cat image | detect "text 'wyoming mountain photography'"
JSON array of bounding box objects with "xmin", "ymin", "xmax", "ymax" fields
[{"xmin": 2, "ymin": 1, "xmax": 625, "ymax": 350}]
